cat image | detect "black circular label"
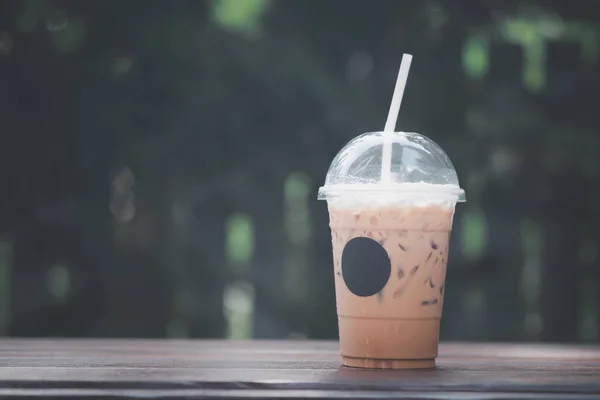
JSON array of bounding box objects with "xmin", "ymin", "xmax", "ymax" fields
[{"xmin": 341, "ymin": 237, "xmax": 391, "ymax": 297}]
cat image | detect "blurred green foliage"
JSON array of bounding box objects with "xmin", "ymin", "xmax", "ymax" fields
[
  {"xmin": 211, "ymin": 0, "xmax": 270, "ymax": 35},
  {"xmin": 0, "ymin": 0, "xmax": 598, "ymax": 343}
]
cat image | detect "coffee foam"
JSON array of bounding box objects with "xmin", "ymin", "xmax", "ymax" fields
[{"xmin": 320, "ymin": 182, "xmax": 461, "ymax": 209}]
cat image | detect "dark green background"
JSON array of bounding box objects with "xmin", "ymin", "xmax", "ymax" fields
[{"xmin": 0, "ymin": 0, "xmax": 598, "ymax": 342}]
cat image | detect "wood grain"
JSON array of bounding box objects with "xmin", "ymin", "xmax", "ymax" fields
[{"xmin": 0, "ymin": 340, "xmax": 598, "ymax": 399}]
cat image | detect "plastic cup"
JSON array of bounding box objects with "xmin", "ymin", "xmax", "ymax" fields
[{"xmin": 318, "ymin": 131, "xmax": 465, "ymax": 369}]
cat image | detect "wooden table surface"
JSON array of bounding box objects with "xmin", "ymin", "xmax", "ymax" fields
[{"xmin": 0, "ymin": 340, "xmax": 599, "ymax": 399}]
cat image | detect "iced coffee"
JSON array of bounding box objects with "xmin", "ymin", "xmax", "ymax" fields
[
  {"xmin": 329, "ymin": 204, "xmax": 454, "ymax": 368},
  {"xmin": 318, "ymin": 131, "xmax": 465, "ymax": 369}
]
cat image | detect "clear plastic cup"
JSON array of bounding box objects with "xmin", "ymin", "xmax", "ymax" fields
[{"xmin": 318, "ymin": 131, "xmax": 465, "ymax": 369}]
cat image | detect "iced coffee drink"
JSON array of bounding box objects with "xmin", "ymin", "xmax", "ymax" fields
[
  {"xmin": 329, "ymin": 204, "xmax": 454, "ymax": 368},
  {"xmin": 319, "ymin": 131, "xmax": 465, "ymax": 369}
]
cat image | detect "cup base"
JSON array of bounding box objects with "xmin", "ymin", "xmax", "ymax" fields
[{"xmin": 342, "ymin": 356, "xmax": 435, "ymax": 370}]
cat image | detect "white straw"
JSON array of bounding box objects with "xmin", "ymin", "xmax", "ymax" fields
[{"xmin": 381, "ymin": 53, "xmax": 413, "ymax": 183}]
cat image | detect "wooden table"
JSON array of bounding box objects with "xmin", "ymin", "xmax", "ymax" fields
[{"xmin": 0, "ymin": 340, "xmax": 599, "ymax": 399}]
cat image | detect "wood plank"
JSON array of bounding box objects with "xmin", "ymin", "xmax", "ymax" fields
[
  {"xmin": 0, "ymin": 388, "xmax": 599, "ymax": 400},
  {"xmin": 0, "ymin": 340, "xmax": 597, "ymax": 399}
]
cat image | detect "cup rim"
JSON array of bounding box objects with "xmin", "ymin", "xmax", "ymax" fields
[{"xmin": 318, "ymin": 183, "xmax": 466, "ymax": 203}]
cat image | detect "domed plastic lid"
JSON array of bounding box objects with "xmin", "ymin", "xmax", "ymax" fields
[{"xmin": 318, "ymin": 131, "xmax": 465, "ymax": 204}]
